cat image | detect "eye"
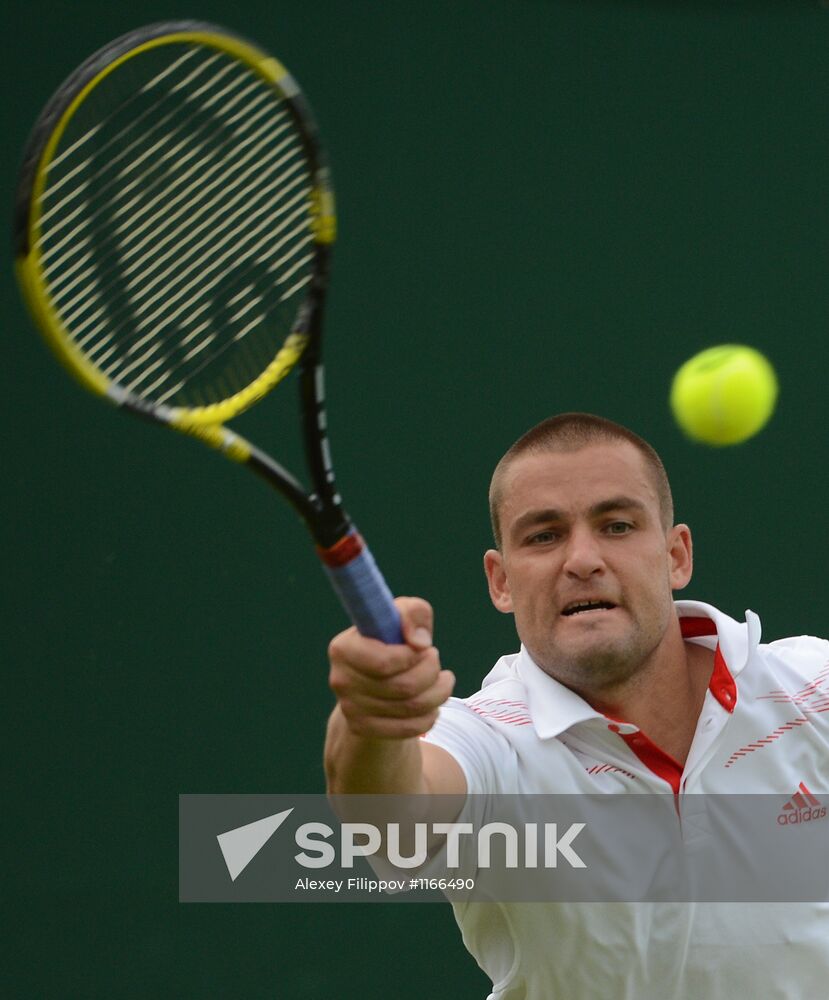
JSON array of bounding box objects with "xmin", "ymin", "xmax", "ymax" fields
[
  {"xmin": 528, "ymin": 529, "xmax": 559, "ymax": 544},
  {"xmin": 605, "ymin": 521, "xmax": 633, "ymax": 535}
]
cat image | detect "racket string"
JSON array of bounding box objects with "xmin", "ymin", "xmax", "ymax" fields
[
  {"xmin": 51, "ymin": 123, "xmax": 304, "ymax": 330},
  {"xmin": 96, "ymin": 193, "xmax": 313, "ymax": 389},
  {"xmin": 47, "ymin": 124, "xmax": 310, "ymax": 319},
  {"xmin": 97, "ymin": 144, "xmax": 307, "ymax": 314},
  {"xmin": 126, "ymin": 258, "xmax": 315, "ymax": 403},
  {"xmin": 36, "ymin": 42, "xmax": 321, "ymax": 407},
  {"xmin": 34, "ymin": 60, "xmax": 268, "ymax": 296},
  {"xmin": 41, "ymin": 51, "xmax": 222, "ymax": 211},
  {"xmin": 39, "ymin": 70, "xmax": 275, "ymax": 259},
  {"xmin": 43, "ymin": 109, "xmax": 296, "ymax": 325}
]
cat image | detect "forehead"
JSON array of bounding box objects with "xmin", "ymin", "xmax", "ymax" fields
[{"xmin": 498, "ymin": 442, "xmax": 660, "ymax": 522}]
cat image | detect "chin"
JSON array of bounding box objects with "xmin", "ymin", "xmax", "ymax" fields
[
  {"xmin": 559, "ymin": 622, "xmax": 629, "ymax": 655},
  {"xmin": 542, "ymin": 635, "xmax": 640, "ymax": 683}
]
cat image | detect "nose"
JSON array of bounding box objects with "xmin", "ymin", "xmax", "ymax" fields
[{"xmin": 562, "ymin": 525, "xmax": 606, "ymax": 580}]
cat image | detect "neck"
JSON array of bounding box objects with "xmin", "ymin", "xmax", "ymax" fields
[{"xmin": 576, "ymin": 629, "xmax": 715, "ymax": 766}]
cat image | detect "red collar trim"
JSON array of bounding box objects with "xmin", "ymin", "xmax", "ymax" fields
[
  {"xmin": 679, "ymin": 616, "xmax": 737, "ymax": 713},
  {"xmin": 602, "ymin": 615, "xmax": 738, "ymax": 793},
  {"xmin": 613, "ymin": 728, "xmax": 683, "ymax": 794}
]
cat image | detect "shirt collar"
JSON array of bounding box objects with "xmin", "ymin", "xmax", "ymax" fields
[{"xmin": 500, "ymin": 601, "xmax": 761, "ymax": 741}]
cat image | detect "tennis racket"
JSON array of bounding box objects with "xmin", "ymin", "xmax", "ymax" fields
[{"xmin": 13, "ymin": 20, "xmax": 403, "ymax": 644}]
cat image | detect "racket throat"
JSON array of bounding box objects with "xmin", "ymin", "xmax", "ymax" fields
[
  {"xmin": 246, "ymin": 445, "xmax": 351, "ymax": 546},
  {"xmin": 299, "ymin": 360, "xmax": 341, "ymax": 512},
  {"xmin": 304, "ymin": 494, "xmax": 353, "ymax": 549}
]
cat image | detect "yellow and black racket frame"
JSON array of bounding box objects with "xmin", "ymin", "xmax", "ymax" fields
[{"xmin": 12, "ymin": 20, "xmax": 352, "ymax": 549}]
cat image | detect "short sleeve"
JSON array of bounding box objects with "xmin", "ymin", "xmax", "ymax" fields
[
  {"xmin": 766, "ymin": 635, "xmax": 829, "ymax": 664},
  {"xmin": 422, "ymin": 696, "xmax": 518, "ymax": 795},
  {"xmin": 763, "ymin": 635, "xmax": 829, "ymax": 692}
]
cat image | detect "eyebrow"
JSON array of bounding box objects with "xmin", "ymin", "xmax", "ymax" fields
[
  {"xmin": 590, "ymin": 496, "xmax": 648, "ymax": 517},
  {"xmin": 510, "ymin": 496, "xmax": 649, "ymax": 537}
]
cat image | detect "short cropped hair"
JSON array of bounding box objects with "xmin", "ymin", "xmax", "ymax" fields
[{"xmin": 489, "ymin": 413, "xmax": 674, "ymax": 549}]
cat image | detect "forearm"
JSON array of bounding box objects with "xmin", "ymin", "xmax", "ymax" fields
[{"xmin": 324, "ymin": 705, "xmax": 427, "ymax": 795}]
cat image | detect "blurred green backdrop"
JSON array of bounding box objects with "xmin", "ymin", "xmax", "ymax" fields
[{"xmin": 3, "ymin": 1, "xmax": 827, "ymax": 997}]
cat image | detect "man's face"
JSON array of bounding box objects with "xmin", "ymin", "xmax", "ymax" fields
[{"xmin": 484, "ymin": 442, "xmax": 693, "ymax": 693}]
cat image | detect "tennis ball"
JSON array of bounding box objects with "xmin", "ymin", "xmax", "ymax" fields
[{"xmin": 670, "ymin": 344, "xmax": 778, "ymax": 446}]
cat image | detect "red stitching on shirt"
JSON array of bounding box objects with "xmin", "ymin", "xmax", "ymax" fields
[
  {"xmin": 724, "ymin": 716, "xmax": 812, "ymax": 767},
  {"xmin": 586, "ymin": 763, "xmax": 637, "ymax": 779},
  {"xmin": 758, "ymin": 665, "xmax": 829, "ymax": 707},
  {"xmin": 726, "ymin": 662, "xmax": 829, "ymax": 767},
  {"xmin": 466, "ymin": 698, "xmax": 533, "ymax": 726}
]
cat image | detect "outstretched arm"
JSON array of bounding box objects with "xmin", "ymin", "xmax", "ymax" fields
[{"xmin": 324, "ymin": 597, "xmax": 466, "ymax": 797}]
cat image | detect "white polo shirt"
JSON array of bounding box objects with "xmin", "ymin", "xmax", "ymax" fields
[{"xmin": 424, "ymin": 601, "xmax": 829, "ymax": 999}]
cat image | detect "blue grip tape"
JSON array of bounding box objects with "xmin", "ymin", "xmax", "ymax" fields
[{"xmin": 321, "ymin": 543, "xmax": 403, "ymax": 644}]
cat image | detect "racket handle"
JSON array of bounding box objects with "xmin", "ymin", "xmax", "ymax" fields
[{"xmin": 318, "ymin": 532, "xmax": 403, "ymax": 644}]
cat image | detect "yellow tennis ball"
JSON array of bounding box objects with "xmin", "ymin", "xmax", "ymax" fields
[{"xmin": 670, "ymin": 344, "xmax": 778, "ymax": 446}]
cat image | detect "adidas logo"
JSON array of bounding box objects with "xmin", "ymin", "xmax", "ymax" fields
[{"xmin": 777, "ymin": 782, "xmax": 826, "ymax": 826}]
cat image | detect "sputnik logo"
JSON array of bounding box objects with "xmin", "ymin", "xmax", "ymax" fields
[
  {"xmin": 217, "ymin": 809, "xmax": 294, "ymax": 881},
  {"xmin": 777, "ymin": 782, "xmax": 827, "ymax": 826}
]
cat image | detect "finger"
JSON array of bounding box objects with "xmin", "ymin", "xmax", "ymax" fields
[
  {"xmin": 336, "ymin": 647, "xmax": 443, "ymax": 700},
  {"xmin": 340, "ymin": 669, "xmax": 456, "ymax": 720},
  {"xmin": 395, "ymin": 596, "xmax": 434, "ymax": 651},
  {"xmin": 328, "ymin": 628, "xmax": 417, "ymax": 678},
  {"xmin": 328, "ymin": 627, "xmax": 426, "ymax": 681}
]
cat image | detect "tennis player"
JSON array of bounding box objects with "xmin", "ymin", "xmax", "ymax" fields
[{"xmin": 324, "ymin": 413, "xmax": 828, "ymax": 998}]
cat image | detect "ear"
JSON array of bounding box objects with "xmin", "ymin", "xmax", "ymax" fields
[
  {"xmin": 667, "ymin": 524, "xmax": 693, "ymax": 591},
  {"xmin": 484, "ymin": 549, "xmax": 514, "ymax": 613}
]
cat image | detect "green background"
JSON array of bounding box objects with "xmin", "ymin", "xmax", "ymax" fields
[{"xmin": 4, "ymin": 1, "xmax": 827, "ymax": 997}]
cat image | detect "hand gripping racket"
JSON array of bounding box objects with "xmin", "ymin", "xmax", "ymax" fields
[{"xmin": 13, "ymin": 20, "xmax": 403, "ymax": 644}]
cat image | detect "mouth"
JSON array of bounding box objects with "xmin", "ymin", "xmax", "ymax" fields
[{"xmin": 561, "ymin": 599, "xmax": 618, "ymax": 617}]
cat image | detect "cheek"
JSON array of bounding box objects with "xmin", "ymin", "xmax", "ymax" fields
[
  {"xmin": 646, "ymin": 569, "xmax": 676, "ymax": 624},
  {"xmin": 506, "ymin": 557, "xmax": 562, "ymax": 622},
  {"xmin": 629, "ymin": 551, "xmax": 673, "ymax": 607},
  {"xmin": 518, "ymin": 582, "xmax": 554, "ymax": 628}
]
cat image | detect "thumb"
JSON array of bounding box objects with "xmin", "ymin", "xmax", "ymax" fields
[{"xmin": 394, "ymin": 596, "xmax": 435, "ymax": 651}]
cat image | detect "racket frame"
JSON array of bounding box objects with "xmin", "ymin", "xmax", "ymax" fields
[{"xmin": 13, "ymin": 21, "xmax": 403, "ymax": 642}]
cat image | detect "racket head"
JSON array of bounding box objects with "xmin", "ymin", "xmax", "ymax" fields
[{"xmin": 13, "ymin": 21, "xmax": 335, "ymax": 427}]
